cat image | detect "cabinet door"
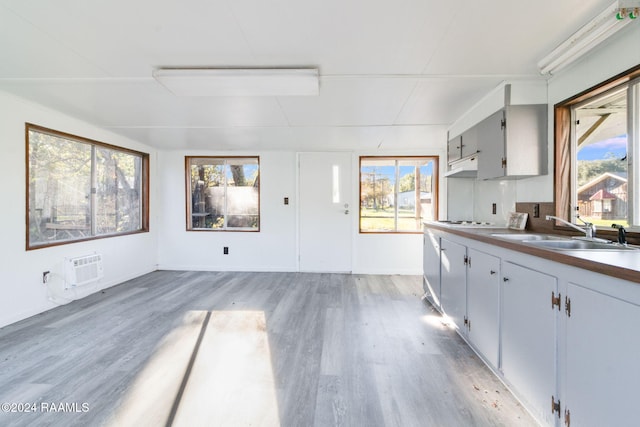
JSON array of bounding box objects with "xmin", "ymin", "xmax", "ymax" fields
[
  {"xmin": 467, "ymin": 249, "xmax": 500, "ymax": 368},
  {"xmin": 501, "ymin": 261, "xmax": 557, "ymax": 426},
  {"xmin": 440, "ymin": 238, "xmax": 467, "ymax": 330},
  {"xmin": 461, "ymin": 126, "xmax": 478, "ymax": 158},
  {"xmin": 447, "ymin": 135, "xmax": 462, "ymax": 163},
  {"xmin": 423, "ymin": 230, "xmax": 441, "ymax": 308},
  {"xmin": 564, "ymin": 282, "xmax": 640, "ymax": 427},
  {"xmin": 477, "ymin": 109, "xmax": 506, "ymax": 180}
]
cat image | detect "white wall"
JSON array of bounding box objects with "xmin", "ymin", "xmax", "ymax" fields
[
  {"xmin": 156, "ymin": 150, "xmax": 298, "ymax": 272},
  {"xmin": 0, "ymin": 91, "xmax": 158, "ymax": 328},
  {"xmin": 156, "ymin": 146, "xmax": 447, "ymax": 276}
]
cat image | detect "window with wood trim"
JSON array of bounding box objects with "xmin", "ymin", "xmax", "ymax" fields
[
  {"xmin": 555, "ymin": 66, "xmax": 640, "ymax": 233},
  {"xmin": 27, "ymin": 124, "xmax": 149, "ymax": 249},
  {"xmin": 186, "ymin": 157, "xmax": 260, "ymax": 231},
  {"xmin": 359, "ymin": 156, "xmax": 438, "ymax": 233}
]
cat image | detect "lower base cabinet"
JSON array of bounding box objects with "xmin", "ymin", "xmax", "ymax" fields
[
  {"xmin": 440, "ymin": 238, "xmax": 467, "ymax": 330},
  {"xmin": 563, "ymin": 282, "xmax": 640, "ymax": 427},
  {"xmin": 423, "ymin": 227, "xmax": 640, "ymax": 427},
  {"xmin": 466, "ymin": 248, "xmax": 500, "ymax": 368},
  {"xmin": 500, "ymin": 261, "xmax": 557, "ymax": 426}
]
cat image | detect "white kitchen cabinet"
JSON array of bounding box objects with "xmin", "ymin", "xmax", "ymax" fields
[
  {"xmin": 424, "ymin": 225, "xmax": 640, "ymax": 427},
  {"xmin": 447, "ymin": 128, "xmax": 478, "ymax": 164},
  {"xmin": 562, "ymin": 282, "xmax": 640, "ymax": 427},
  {"xmin": 440, "ymin": 238, "xmax": 467, "ymax": 331},
  {"xmin": 466, "ymin": 248, "xmax": 500, "ymax": 369},
  {"xmin": 501, "ymin": 261, "xmax": 557, "ymax": 426},
  {"xmin": 423, "ymin": 229, "xmax": 441, "ymax": 309},
  {"xmin": 447, "ymin": 134, "xmax": 463, "ymax": 163},
  {"xmin": 461, "ymin": 126, "xmax": 478, "ymax": 158},
  {"xmin": 476, "ymin": 104, "xmax": 547, "ymax": 180}
]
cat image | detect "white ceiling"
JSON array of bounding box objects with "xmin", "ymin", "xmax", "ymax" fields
[{"xmin": 0, "ymin": 0, "xmax": 613, "ymax": 151}]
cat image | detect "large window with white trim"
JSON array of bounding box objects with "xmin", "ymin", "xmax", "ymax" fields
[{"xmin": 27, "ymin": 124, "xmax": 149, "ymax": 249}]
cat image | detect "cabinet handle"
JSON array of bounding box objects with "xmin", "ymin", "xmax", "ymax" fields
[
  {"xmin": 503, "ymin": 277, "xmax": 509, "ymax": 282},
  {"xmin": 490, "ymin": 270, "xmax": 496, "ymax": 275}
]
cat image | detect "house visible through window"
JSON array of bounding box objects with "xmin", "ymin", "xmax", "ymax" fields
[
  {"xmin": 27, "ymin": 124, "xmax": 149, "ymax": 249},
  {"xmin": 360, "ymin": 156, "xmax": 438, "ymax": 233},
  {"xmin": 186, "ymin": 157, "xmax": 260, "ymax": 231}
]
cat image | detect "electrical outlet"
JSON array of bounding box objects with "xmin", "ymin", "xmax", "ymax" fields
[
  {"xmin": 492, "ymin": 203, "xmax": 497, "ymax": 215},
  {"xmin": 223, "ymin": 247, "xmax": 229, "ymax": 255},
  {"xmin": 533, "ymin": 203, "xmax": 540, "ymax": 218},
  {"xmin": 284, "ymin": 197, "xmax": 289, "ymax": 205}
]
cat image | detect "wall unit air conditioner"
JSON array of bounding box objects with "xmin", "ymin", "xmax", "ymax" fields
[{"xmin": 65, "ymin": 253, "xmax": 103, "ymax": 288}]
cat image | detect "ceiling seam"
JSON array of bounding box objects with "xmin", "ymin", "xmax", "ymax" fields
[
  {"xmin": 0, "ymin": 4, "xmax": 113, "ymax": 78},
  {"xmin": 104, "ymin": 124, "xmax": 451, "ymax": 129}
]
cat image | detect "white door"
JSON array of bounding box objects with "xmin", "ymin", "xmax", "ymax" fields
[{"xmin": 298, "ymin": 152, "xmax": 352, "ymax": 272}]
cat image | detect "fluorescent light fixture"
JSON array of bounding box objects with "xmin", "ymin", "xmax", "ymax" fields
[
  {"xmin": 538, "ymin": 0, "xmax": 640, "ymax": 75},
  {"xmin": 152, "ymin": 67, "xmax": 319, "ymax": 96}
]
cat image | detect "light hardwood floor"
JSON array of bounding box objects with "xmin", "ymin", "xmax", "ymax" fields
[{"xmin": 0, "ymin": 271, "xmax": 538, "ymax": 426}]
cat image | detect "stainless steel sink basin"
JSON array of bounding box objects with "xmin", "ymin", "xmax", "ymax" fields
[
  {"xmin": 524, "ymin": 240, "xmax": 636, "ymax": 251},
  {"xmin": 490, "ymin": 233, "xmax": 563, "ymax": 241}
]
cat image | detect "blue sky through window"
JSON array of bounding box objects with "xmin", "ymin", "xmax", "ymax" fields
[{"xmin": 577, "ymin": 135, "xmax": 627, "ymax": 160}]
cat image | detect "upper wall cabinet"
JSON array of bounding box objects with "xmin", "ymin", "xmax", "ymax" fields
[
  {"xmin": 445, "ymin": 127, "xmax": 480, "ymax": 178},
  {"xmin": 446, "ymin": 82, "xmax": 548, "ymax": 180},
  {"xmin": 447, "ymin": 134, "xmax": 463, "ymax": 163},
  {"xmin": 477, "ymin": 104, "xmax": 547, "ymax": 180},
  {"xmin": 447, "ymin": 127, "xmax": 478, "ymax": 164}
]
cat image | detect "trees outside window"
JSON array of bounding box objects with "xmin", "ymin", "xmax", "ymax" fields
[
  {"xmin": 27, "ymin": 124, "xmax": 149, "ymax": 249},
  {"xmin": 186, "ymin": 157, "xmax": 260, "ymax": 231},
  {"xmin": 360, "ymin": 156, "xmax": 438, "ymax": 233}
]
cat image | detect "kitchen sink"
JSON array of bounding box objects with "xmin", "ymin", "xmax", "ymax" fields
[
  {"xmin": 490, "ymin": 233, "xmax": 563, "ymax": 241},
  {"xmin": 524, "ymin": 240, "xmax": 636, "ymax": 251}
]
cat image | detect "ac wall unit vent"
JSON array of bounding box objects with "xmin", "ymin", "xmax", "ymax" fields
[{"xmin": 65, "ymin": 253, "xmax": 104, "ymax": 288}]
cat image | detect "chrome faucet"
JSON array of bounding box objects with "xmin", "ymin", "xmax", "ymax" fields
[{"xmin": 546, "ymin": 215, "xmax": 597, "ymax": 239}]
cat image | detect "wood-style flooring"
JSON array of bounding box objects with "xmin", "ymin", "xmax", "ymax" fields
[{"xmin": 0, "ymin": 271, "xmax": 538, "ymax": 426}]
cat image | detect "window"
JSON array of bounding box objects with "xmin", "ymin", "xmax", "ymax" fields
[
  {"xmin": 555, "ymin": 66, "xmax": 640, "ymax": 234},
  {"xmin": 27, "ymin": 124, "xmax": 149, "ymax": 249},
  {"xmin": 186, "ymin": 157, "xmax": 260, "ymax": 231},
  {"xmin": 360, "ymin": 156, "xmax": 438, "ymax": 233},
  {"xmin": 573, "ymin": 87, "xmax": 628, "ymax": 227}
]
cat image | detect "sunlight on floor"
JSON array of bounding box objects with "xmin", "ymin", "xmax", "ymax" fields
[
  {"xmin": 421, "ymin": 313, "xmax": 455, "ymax": 329},
  {"xmin": 173, "ymin": 311, "xmax": 280, "ymax": 426},
  {"xmin": 106, "ymin": 310, "xmax": 280, "ymax": 427}
]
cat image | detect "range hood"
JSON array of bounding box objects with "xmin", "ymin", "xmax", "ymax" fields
[{"xmin": 444, "ymin": 152, "xmax": 478, "ymax": 178}]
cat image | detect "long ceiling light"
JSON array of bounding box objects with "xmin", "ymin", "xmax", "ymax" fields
[
  {"xmin": 538, "ymin": 0, "xmax": 640, "ymax": 75},
  {"xmin": 152, "ymin": 68, "xmax": 319, "ymax": 96}
]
